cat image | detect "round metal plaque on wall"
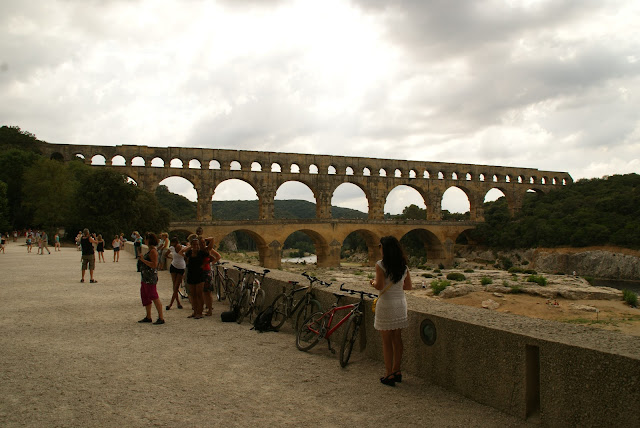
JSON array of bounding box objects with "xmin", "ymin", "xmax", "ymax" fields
[{"xmin": 420, "ymin": 318, "xmax": 437, "ymax": 345}]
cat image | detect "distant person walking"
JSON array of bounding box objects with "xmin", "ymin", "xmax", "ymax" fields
[
  {"xmin": 41, "ymin": 231, "xmax": 51, "ymax": 255},
  {"xmin": 80, "ymin": 229, "xmax": 98, "ymax": 283},
  {"xmin": 54, "ymin": 233, "xmax": 61, "ymax": 251},
  {"xmin": 137, "ymin": 232, "xmax": 164, "ymax": 325},
  {"xmin": 370, "ymin": 236, "xmax": 412, "ymax": 387}
]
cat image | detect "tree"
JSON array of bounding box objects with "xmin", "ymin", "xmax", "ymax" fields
[
  {"xmin": 0, "ymin": 148, "xmax": 39, "ymax": 227},
  {"xmin": 0, "ymin": 181, "xmax": 10, "ymax": 232},
  {"xmin": 22, "ymin": 158, "xmax": 76, "ymax": 229}
]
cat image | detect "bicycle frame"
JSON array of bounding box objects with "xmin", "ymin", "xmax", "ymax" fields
[{"xmin": 308, "ymin": 301, "xmax": 358, "ymax": 340}]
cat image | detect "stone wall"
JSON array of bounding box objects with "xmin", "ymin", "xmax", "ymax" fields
[{"xmin": 123, "ymin": 243, "xmax": 639, "ymax": 426}]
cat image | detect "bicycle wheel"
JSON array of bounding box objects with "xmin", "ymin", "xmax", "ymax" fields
[
  {"xmin": 249, "ymin": 289, "xmax": 266, "ymax": 322},
  {"xmin": 296, "ymin": 311, "xmax": 323, "ymax": 352},
  {"xmin": 270, "ymin": 293, "xmax": 288, "ymax": 330},
  {"xmin": 295, "ymin": 299, "xmax": 321, "ymax": 332},
  {"xmin": 236, "ymin": 289, "xmax": 250, "ymax": 324},
  {"xmin": 339, "ymin": 313, "xmax": 361, "ymax": 368},
  {"xmin": 225, "ymin": 278, "xmax": 238, "ymax": 309},
  {"xmin": 214, "ymin": 272, "xmax": 224, "ymax": 302}
]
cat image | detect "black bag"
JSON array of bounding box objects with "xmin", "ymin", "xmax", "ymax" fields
[
  {"xmin": 252, "ymin": 306, "xmax": 277, "ymax": 332},
  {"xmin": 221, "ymin": 305, "xmax": 239, "ymax": 322}
]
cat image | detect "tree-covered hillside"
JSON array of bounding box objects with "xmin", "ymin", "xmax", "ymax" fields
[
  {"xmin": 211, "ymin": 199, "xmax": 367, "ymax": 220},
  {"xmin": 472, "ymin": 173, "xmax": 640, "ymax": 249}
]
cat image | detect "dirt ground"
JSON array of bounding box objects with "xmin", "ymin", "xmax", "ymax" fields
[{"xmin": 0, "ymin": 243, "xmax": 534, "ymax": 428}]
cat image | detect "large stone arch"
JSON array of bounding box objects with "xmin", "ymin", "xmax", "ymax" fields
[
  {"xmin": 330, "ymin": 181, "xmax": 372, "ymax": 219},
  {"xmin": 399, "ymin": 228, "xmax": 447, "ymax": 265},
  {"xmin": 337, "ymin": 228, "xmax": 381, "ymax": 267},
  {"xmin": 384, "ymin": 183, "xmax": 429, "ymax": 218}
]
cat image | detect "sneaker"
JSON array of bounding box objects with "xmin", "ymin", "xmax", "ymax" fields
[
  {"xmin": 165, "ymin": 306, "xmax": 171, "ymax": 310},
  {"xmin": 153, "ymin": 319, "xmax": 165, "ymax": 325},
  {"xmin": 138, "ymin": 317, "xmax": 152, "ymax": 323}
]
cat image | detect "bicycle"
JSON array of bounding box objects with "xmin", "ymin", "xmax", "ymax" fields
[
  {"xmin": 296, "ymin": 284, "xmax": 377, "ymax": 368},
  {"xmin": 213, "ymin": 262, "xmax": 237, "ymax": 306},
  {"xmin": 235, "ymin": 267, "xmax": 269, "ymax": 324},
  {"xmin": 270, "ymin": 272, "xmax": 330, "ymax": 331}
]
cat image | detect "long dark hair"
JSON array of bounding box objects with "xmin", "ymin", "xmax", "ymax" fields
[{"xmin": 380, "ymin": 236, "xmax": 407, "ymax": 283}]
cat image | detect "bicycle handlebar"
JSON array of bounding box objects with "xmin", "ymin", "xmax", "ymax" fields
[
  {"xmin": 301, "ymin": 272, "xmax": 331, "ymax": 287},
  {"xmin": 339, "ymin": 283, "xmax": 377, "ymax": 299}
]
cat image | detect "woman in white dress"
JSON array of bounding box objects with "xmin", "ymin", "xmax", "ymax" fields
[{"xmin": 370, "ymin": 236, "xmax": 412, "ymax": 386}]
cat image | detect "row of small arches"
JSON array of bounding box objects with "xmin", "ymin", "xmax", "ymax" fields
[{"xmin": 73, "ymin": 153, "xmax": 568, "ymax": 186}]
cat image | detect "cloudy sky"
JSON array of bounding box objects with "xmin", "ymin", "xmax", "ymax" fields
[{"xmin": 1, "ymin": 0, "xmax": 639, "ymax": 213}]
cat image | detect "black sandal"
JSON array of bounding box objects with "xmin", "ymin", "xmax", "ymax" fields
[
  {"xmin": 380, "ymin": 375, "xmax": 396, "ymax": 387},
  {"xmin": 393, "ymin": 371, "xmax": 402, "ymax": 383}
]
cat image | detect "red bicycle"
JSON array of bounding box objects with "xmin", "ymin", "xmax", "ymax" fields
[{"xmin": 296, "ymin": 284, "xmax": 377, "ymax": 367}]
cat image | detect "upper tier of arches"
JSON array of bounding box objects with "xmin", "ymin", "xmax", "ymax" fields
[{"xmin": 40, "ymin": 142, "xmax": 573, "ymax": 222}]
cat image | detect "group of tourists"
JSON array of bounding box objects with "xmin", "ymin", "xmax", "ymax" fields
[
  {"xmin": 136, "ymin": 227, "xmax": 222, "ymax": 324},
  {"xmin": 7, "ymin": 229, "xmax": 61, "ymax": 254},
  {"xmin": 68, "ymin": 224, "xmax": 412, "ymax": 385}
]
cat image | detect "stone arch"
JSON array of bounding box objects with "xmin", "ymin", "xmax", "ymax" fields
[
  {"xmin": 223, "ymin": 228, "xmax": 271, "ymax": 266},
  {"xmin": 339, "ymin": 228, "xmax": 381, "ymax": 267},
  {"xmin": 346, "ymin": 166, "xmax": 354, "ymax": 176},
  {"xmin": 363, "ymin": 167, "xmax": 371, "ymax": 176},
  {"xmin": 271, "ymin": 163, "xmax": 282, "ymax": 173},
  {"xmin": 230, "ymin": 161, "xmax": 242, "ymax": 171},
  {"xmin": 400, "ymin": 228, "xmax": 446, "ymax": 265},
  {"xmin": 274, "ymin": 181, "xmax": 317, "ymax": 219},
  {"xmin": 309, "ymin": 164, "xmax": 319, "ymax": 174},
  {"xmin": 111, "ymin": 155, "xmax": 126, "ymax": 166},
  {"xmin": 441, "ymin": 185, "xmax": 472, "ymax": 217},
  {"xmin": 209, "ymin": 160, "xmax": 221, "ymax": 170},
  {"xmin": 90, "ymin": 154, "xmax": 106, "ymax": 165},
  {"xmin": 384, "ymin": 184, "xmax": 427, "ymax": 218},
  {"xmin": 131, "ymin": 156, "xmax": 145, "ymax": 166},
  {"xmin": 188, "ymin": 159, "xmax": 201, "ymax": 169},
  {"xmin": 331, "ymin": 182, "xmax": 370, "ymax": 219},
  {"xmin": 328, "ymin": 165, "xmax": 337, "ymax": 175},
  {"xmin": 151, "ymin": 157, "xmax": 164, "ymax": 167},
  {"xmin": 49, "ymin": 152, "xmax": 65, "ymax": 161},
  {"xmin": 251, "ymin": 161, "xmax": 262, "ymax": 172},
  {"xmin": 290, "ymin": 163, "xmax": 300, "ymax": 173},
  {"xmin": 282, "ymin": 228, "xmax": 333, "ymax": 267}
]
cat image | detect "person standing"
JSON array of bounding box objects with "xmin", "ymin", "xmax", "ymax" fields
[
  {"xmin": 96, "ymin": 234, "xmax": 105, "ymax": 263},
  {"xmin": 80, "ymin": 229, "xmax": 98, "ymax": 283},
  {"xmin": 54, "ymin": 233, "xmax": 61, "ymax": 251},
  {"xmin": 132, "ymin": 231, "xmax": 142, "ymax": 258},
  {"xmin": 137, "ymin": 232, "xmax": 165, "ymax": 325},
  {"xmin": 369, "ymin": 236, "xmax": 412, "ymax": 386},
  {"xmin": 26, "ymin": 234, "xmax": 32, "ymax": 253},
  {"xmin": 0, "ymin": 234, "xmax": 5, "ymax": 253},
  {"xmin": 112, "ymin": 235, "xmax": 121, "ymax": 262},
  {"xmin": 165, "ymin": 237, "xmax": 185, "ymax": 311},
  {"xmin": 201, "ymin": 236, "xmax": 221, "ymax": 317},
  {"xmin": 181, "ymin": 235, "xmax": 207, "ymax": 319}
]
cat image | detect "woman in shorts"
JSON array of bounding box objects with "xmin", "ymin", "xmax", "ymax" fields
[
  {"xmin": 165, "ymin": 237, "xmax": 185, "ymax": 310},
  {"xmin": 180, "ymin": 235, "xmax": 209, "ymax": 319},
  {"xmin": 96, "ymin": 234, "xmax": 105, "ymax": 263},
  {"xmin": 112, "ymin": 235, "xmax": 121, "ymax": 262},
  {"xmin": 137, "ymin": 232, "xmax": 164, "ymax": 325}
]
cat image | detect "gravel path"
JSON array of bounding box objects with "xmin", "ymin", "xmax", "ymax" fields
[{"xmin": 0, "ymin": 244, "xmax": 533, "ymax": 427}]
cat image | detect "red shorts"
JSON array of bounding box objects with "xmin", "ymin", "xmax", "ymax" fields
[{"xmin": 140, "ymin": 282, "xmax": 159, "ymax": 306}]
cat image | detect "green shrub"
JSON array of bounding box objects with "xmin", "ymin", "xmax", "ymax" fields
[
  {"xmin": 430, "ymin": 279, "xmax": 451, "ymax": 295},
  {"xmin": 438, "ymin": 263, "xmax": 445, "ymax": 270},
  {"xmin": 523, "ymin": 269, "xmax": 537, "ymax": 275},
  {"xmin": 446, "ymin": 272, "xmax": 466, "ymax": 281},
  {"xmin": 510, "ymin": 285, "xmax": 524, "ymax": 294},
  {"xmin": 480, "ymin": 277, "xmax": 493, "ymax": 286},
  {"xmin": 354, "ymin": 270, "xmax": 363, "ymax": 276},
  {"xmin": 527, "ymin": 275, "xmax": 547, "ymax": 286},
  {"xmin": 502, "ymin": 280, "xmax": 510, "ymax": 287},
  {"xmin": 622, "ymin": 289, "xmax": 638, "ymax": 307},
  {"xmin": 584, "ymin": 276, "xmax": 595, "ymax": 285},
  {"xmin": 421, "ymin": 273, "xmax": 434, "ymax": 278},
  {"xmin": 508, "ymin": 266, "xmax": 524, "ymax": 274},
  {"xmin": 522, "ymin": 260, "xmax": 529, "ymax": 265},
  {"xmin": 433, "ymin": 269, "xmax": 441, "ymax": 273},
  {"xmin": 464, "ymin": 269, "xmax": 474, "ymax": 273},
  {"xmin": 501, "ymin": 257, "xmax": 513, "ymax": 270}
]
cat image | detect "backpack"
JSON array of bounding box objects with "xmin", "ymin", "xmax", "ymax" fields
[
  {"xmin": 221, "ymin": 305, "xmax": 240, "ymax": 323},
  {"xmin": 252, "ymin": 306, "xmax": 277, "ymax": 333}
]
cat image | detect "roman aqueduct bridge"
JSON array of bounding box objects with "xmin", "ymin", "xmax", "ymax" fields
[{"xmin": 37, "ymin": 142, "xmax": 573, "ymax": 268}]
